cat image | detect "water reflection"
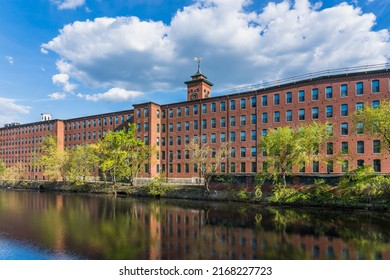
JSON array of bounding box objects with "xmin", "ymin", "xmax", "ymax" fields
[{"xmin": 0, "ymin": 189, "xmax": 389, "ymax": 260}]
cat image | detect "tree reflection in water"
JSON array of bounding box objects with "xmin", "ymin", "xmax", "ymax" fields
[{"xmin": 0, "ymin": 190, "xmax": 389, "ymax": 259}]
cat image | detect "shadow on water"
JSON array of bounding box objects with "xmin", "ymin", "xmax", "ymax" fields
[{"xmin": 0, "ymin": 189, "xmax": 389, "ymax": 260}]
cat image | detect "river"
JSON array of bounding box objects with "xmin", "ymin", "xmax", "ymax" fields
[{"xmin": 0, "ymin": 189, "xmax": 389, "ymax": 260}]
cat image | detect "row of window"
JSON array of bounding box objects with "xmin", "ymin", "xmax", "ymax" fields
[
  {"xmin": 261, "ymin": 80, "xmax": 381, "ymax": 106},
  {"xmin": 65, "ymin": 115, "xmax": 131, "ymax": 130},
  {"xmin": 0, "ymin": 123, "xmax": 55, "ymax": 136},
  {"xmin": 0, "ymin": 136, "xmax": 46, "ymax": 147},
  {"xmin": 155, "ymin": 159, "xmax": 382, "ymax": 174}
]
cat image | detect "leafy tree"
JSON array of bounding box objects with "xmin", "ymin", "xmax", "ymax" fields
[
  {"xmin": 95, "ymin": 125, "xmax": 151, "ymax": 186},
  {"xmin": 185, "ymin": 138, "xmax": 229, "ymax": 191},
  {"xmin": 67, "ymin": 144, "xmax": 99, "ymax": 183},
  {"xmin": 0, "ymin": 160, "xmax": 6, "ymax": 181},
  {"xmin": 259, "ymin": 122, "xmax": 332, "ymax": 186},
  {"xmin": 353, "ymin": 100, "xmax": 390, "ymax": 152},
  {"xmin": 38, "ymin": 135, "xmax": 67, "ymax": 181}
]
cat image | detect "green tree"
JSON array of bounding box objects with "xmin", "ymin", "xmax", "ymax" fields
[
  {"xmin": 259, "ymin": 122, "xmax": 332, "ymax": 186},
  {"xmin": 38, "ymin": 135, "xmax": 66, "ymax": 181},
  {"xmin": 0, "ymin": 160, "xmax": 6, "ymax": 181},
  {"xmin": 354, "ymin": 100, "xmax": 390, "ymax": 152},
  {"xmin": 185, "ymin": 139, "xmax": 229, "ymax": 191},
  {"xmin": 67, "ymin": 144, "xmax": 99, "ymax": 182},
  {"xmin": 95, "ymin": 125, "xmax": 151, "ymax": 186}
]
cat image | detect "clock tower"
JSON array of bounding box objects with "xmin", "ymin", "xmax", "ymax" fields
[{"xmin": 185, "ymin": 58, "xmax": 213, "ymax": 101}]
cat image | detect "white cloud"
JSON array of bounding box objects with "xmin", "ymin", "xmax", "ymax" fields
[
  {"xmin": 48, "ymin": 92, "xmax": 67, "ymax": 100},
  {"xmin": 5, "ymin": 56, "xmax": 14, "ymax": 65},
  {"xmin": 52, "ymin": 0, "xmax": 85, "ymax": 10},
  {"xmin": 77, "ymin": 88, "xmax": 143, "ymax": 102},
  {"xmin": 52, "ymin": 73, "xmax": 77, "ymax": 93},
  {"xmin": 42, "ymin": 0, "xmax": 390, "ymax": 93},
  {"xmin": 0, "ymin": 98, "xmax": 31, "ymax": 125}
]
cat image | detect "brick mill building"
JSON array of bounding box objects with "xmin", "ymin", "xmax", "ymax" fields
[{"xmin": 1, "ymin": 64, "xmax": 390, "ymax": 181}]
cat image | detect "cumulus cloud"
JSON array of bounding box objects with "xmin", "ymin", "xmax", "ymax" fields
[
  {"xmin": 0, "ymin": 98, "xmax": 31, "ymax": 125},
  {"xmin": 52, "ymin": 0, "xmax": 85, "ymax": 10},
  {"xmin": 42, "ymin": 0, "xmax": 390, "ymax": 93},
  {"xmin": 77, "ymin": 88, "xmax": 143, "ymax": 102},
  {"xmin": 5, "ymin": 56, "xmax": 14, "ymax": 65}
]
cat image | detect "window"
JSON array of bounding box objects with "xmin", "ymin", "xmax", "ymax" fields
[
  {"xmin": 298, "ymin": 90, "xmax": 305, "ymax": 102},
  {"xmin": 220, "ymin": 101, "xmax": 226, "ymax": 112},
  {"xmin": 286, "ymin": 92, "xmax": 292, "ymax": 104},
  {"xmin": 357, "ymin": 159, "xmax": 365, "ymax": 167},
  {"xmin": 274, "ymin": 94, "xmax": 280, "ymax": 105},
  {"xmin": 286, "ymin": 110, "xmax": 292, "ymax": 122},
  {"xmin": 262, "ymin": 113, "xmax": 268, "ymax": 124},
  {"xmin": 356, "ymin": 82, "xmax": 363, "ymax": 95},
  {"xmin": 357, "ymin": 141, "xmax": 364, "ymax": 154},
  {"xmin": 251, "ymin": 147, "xmax": 257, "ymax": 157},
  {"xmin": 326, "ymin": 142, "xmax": 333, "ymax": 155},
  {"xmin": 372, "ymin": 100, "xmax": 380, "ymax": 108},
  {"xmin": 193, "ymin": 105, "xmax": 198, "ymax": 115},
  {"xmin": 327, "ymin": 161, "xmax": 334, "ymax": 173},
  {"xmin": 251, "ymin": 96, "xmax": 256, "ymax": 108},
  {"xmin": 185, "ymin": 135, "xmax": 189, "ymax": 144},
  {"xmin": 221, "ymin": 117, "xmax": 226, "ymax": 128},
  {"xmin": 312, "ymin": 107, "xmax": 319, "ymax": 119},
  {"xmin": 220, "ymin": 163, "xmax": 226, "ymax": 173},
  {"xmin": 169, "ymin": 137, "xmax": 173, "ymax": 146},
  {"xmin": 340, "ymin": 84, "xmax": 348, "ymax": 97},
  {"xmin": 262, "ymin": 129, "xmax": 267, "ymax": 136},
  {"xmin": 185, "ymin": 121, "xmax": 190, "ymax": 131},
  {"xmin": 356, "ymin": 121, "xmax": 364, "ymax": 135},
  {"xmin": 326, "ymin": 86, "xmax": 333, "ymax": 99},
  {"xmin": 356, "ymin": 102, "xmax": 364, "ymax": 112},
  {"xmin": 240, "ymin": 131, "xmax": 246, "ymax": 141},
  {"xmin": 341, "ymin": 123, "xmax": 348, "ymax": 136},
  {"xmin": 326, "ymin": 105, "xmax": 333, "ymax": 118},
  {"xmin": 240, "ymin": 115, "xmax": 246, "ymax": 126},
  {"xmin": 230, "ymin": 163, "xmax": 236, "ymax": 173},
  {"xmin": 251, "ymin": 162, "xmax": 257, "ymax": 173},
  {"xmin": 274, "ymin": 111, "xmax": 280, "ymax": 123},
  {"xmin": 221, "ymin": 133, "xmax": 226, "ymax": 142},
  {"xmin": 193, "ymin": 120, "xmax": 198, "ymax": 130},
  {"xmin": 144, "ymin": 122, "xmax": 149, "ymax": 132},
  {"xmin": 261, "ymin": 95, "xmax": 268, "ymax": 106},
  {"xmin": 341, "ymin": 142, "xmax": 348, "ymax": 154},
  {"xmin": 240, "ymin": 162, "xmax": 246, "ymax": 173},
  {"xmin": 251, "ymin": 114, "xmax": 256, "ymax": 125},
  {"xmin": 136, "ymin": 109, "xmax": 141, "ymax": 118},
  {"xmin": 230, "ymin": 100, "xmax": 236, "ymax": 110},
  {"xmin": 169, "ymin": 109, "xmax": 174, "ymax": 118},
  {"xmin": 251, "ymin": 130, "xmax": 256, "ymax": 141},
  {"xmin": 185, "ymin": 106, "xmax": 189, "ymax": 116},
  {"xmin": 177, "ymin": 122, "xmax": 182, "ymax": 132},
  {"xmin": 373, "ymin": 159, "xmax": 381, "ymax": 172},
  {"xmin": 230, "ymin": 147, "xmax": 236, "ymax": 158},
  {"xmin": 340, "ymin": 104, "xmax": 348, "ymax": 117},
  {"xmin": 230, "ymin": 132, "xmax": 236, "ymax": 142},
  {"xmin": 177, "ymin": 107, "xmax": 181, "ymax": 117},
  {"xmin": 211, "ymin": 118, "xmax": 216, "ymax": 128},
  {"xmin": 298, "ymin": 109, "xmax": 305, "ymax": 121},
  {"xmin": 211, "ymin": 103, "xmax": 216, "ymax": 112},
  {"xmin": 341, "ymin": 160, "xmax": 349, "ymax": 173},
  {"xmin": 312, "ymin": 161, "xmax": 319, "ymax": 173},
  {"xmin": 202, "ymin": 104, "xmax": 207, "ymax": 114},
  {"xmin": 240, "ymin": 98, "xmax": 246, "ymax": 109},
  {"xmin": 230, "ymin": 116, "xmax": 236, "ymax": 126},
  {"xmin": 211, "ymin": 133, "xmax": 216, "ymax": 143},
  {"xmin": 202, "ymin": 134, "xmax": 207, "ymax": 143},
  {"xmin": 311, "ymin": 88, "xmax": 318, "ymax": 100},
  {"xmin": 373, "ymin": 140, "xmax": 381, "ymax": 153},
  {"xmin": 372, "ymin": 80, "xmax": 380, "ymax": 93},
  {"xmin": 201, "ymin": 120, "xmax": 209, "ymax": 131},
  {"xmin": 169, "ymin": 123, "xmax": 173, "ymax": 132},
  {"xmin": 240, "ymin": 147, "xmax": 246, "ymax": 157}
]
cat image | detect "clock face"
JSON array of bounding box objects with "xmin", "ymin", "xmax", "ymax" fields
[{"xmin": 190, "ymin": 93, "xmax": 198, "ymax": 100}]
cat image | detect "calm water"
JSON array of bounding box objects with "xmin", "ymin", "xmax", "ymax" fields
[{"xmin": 0, "ymin": 189, "xmax": 389, "ymax": 260}]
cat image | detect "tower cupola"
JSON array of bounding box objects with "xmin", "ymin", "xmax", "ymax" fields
[{"xmin": 185, "ymin": 57, "xmax": 213, "ymax": 101}]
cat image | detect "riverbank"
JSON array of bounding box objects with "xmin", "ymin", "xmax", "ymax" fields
[{"xmin": 1, "ymin": 180, "xmax": 390, "ymax": 211}]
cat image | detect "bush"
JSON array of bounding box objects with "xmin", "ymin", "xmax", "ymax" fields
[
  {"xmin": 271, "ymin": 185, "xmax": 308, "ymax": 203},
  {"xmin": 146, "ymin": 175, "xmax": 172, "ymax": 197}
]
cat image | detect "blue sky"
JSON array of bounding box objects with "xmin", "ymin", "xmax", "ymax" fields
[{"xmin": 0, "ymin": 0, "xmax": 389, "ymax": 125}]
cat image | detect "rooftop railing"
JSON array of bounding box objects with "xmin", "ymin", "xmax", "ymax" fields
[{"xmin": 226, "ymin": 62, "xmax": 390, "ymax": 95}]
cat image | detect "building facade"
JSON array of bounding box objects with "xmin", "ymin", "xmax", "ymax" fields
[{"xmin": 1, "ymin": 65, "xmax": 390, "ymax": 181}]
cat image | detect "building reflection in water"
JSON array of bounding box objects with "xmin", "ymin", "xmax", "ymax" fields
[{"xmin": 0, "ymin": 190, "xmax": 389, "ymax": 260}]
